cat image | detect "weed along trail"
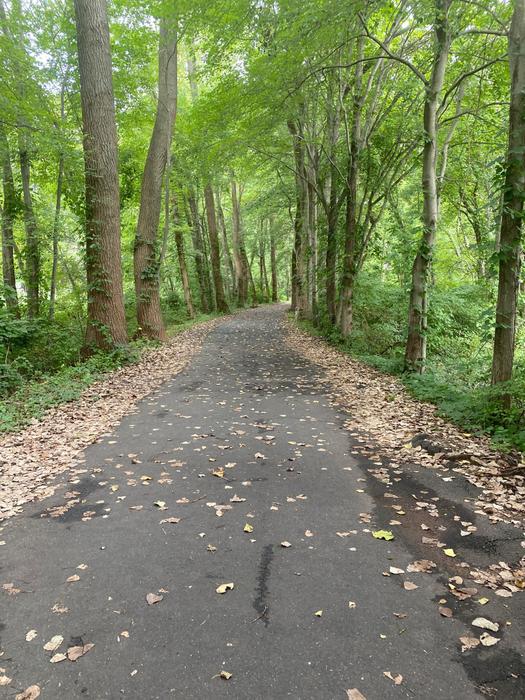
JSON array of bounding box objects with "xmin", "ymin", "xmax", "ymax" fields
[{"xmin": 1, "ymin": 306, "xmax": 524, "ymax": 699}]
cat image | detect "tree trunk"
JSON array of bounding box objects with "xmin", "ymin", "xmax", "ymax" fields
[
  {"xmin": 338, "ymin": 36, "xmax": 364, "ymax": 337},
  {"xmin": 0, "ymin": 127, "xmax": 19, "ymax": 316},
  {"xmin": 48, "ymin": 152, "xmax": 64, "ymax": 321},
  {"xmin": 404, "ymin": 0, "xmax": 451, "ymax": 372},
  {"xmin": 491, "ymin": 0, "xmax": 525, "ymax": 386},
  {"xmin": 231, "ymin": 179, "xmax": 249, "ymax": 306},
  {"xmin": 270, "ymin": 221, "xmax": 278, "ymax": 302},
  {"xmin": 172, "ymin": 191, "xmax": 195, "ymax": 318},
  {"xmin": 134, "ymin": 15, "xmax": 177, "ymax": 340},
  {"xmin": 74, "ymin": 0, "xmax": 127, "ymax": 349},
  {"xmin": 204, "ymin": 183, "xmax": 228, "ymax": 312},
  {"xmin": 18, "ymin": 130, "xmax": 39, "ymax": 318},
  {"xmin": 217, "ymin": 189, "xmax": 235, "ymax": 300},
  {"xmin": 186, "ymin": 189, "xmax": 211, "ymax": 312},
  {"xmin": 288, "ymin": 119, "xmax": 308, "ymax": 318}
]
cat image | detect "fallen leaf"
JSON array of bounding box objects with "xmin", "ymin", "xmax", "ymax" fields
[
  {"xmin": 477, "ymin": 597, "xmax": 489, "ymax": 605},
  {"xmin": 0, "ymin": 675, "xmax": 12, "ymax": 686},
  {"xmin": 66, "ymin": 574, "xmax": 80, "ymax": 583},
  {"xmin": 305, "ymin": 530, "xmax": 314, "ymax": 537},
  {"xmin": 443, "ymin": 548, "xmax": 456, "ymax": 558},
  {"xmin": 50, "ymin": 653, "xmax": 67, "ymax": 663},
  {"xmin": 281, "ymin": 541, "xmax": 292, "ymax": 548},
  {"xmin": 159, "ymin": 517, "xmax": 180, "ymax": 524},
  {"xmin": 372, "ymin": 530, "xmax": 394, "ymax": 541},
  {"xmin": 347, "ymin": 689, "xmax": 367, "ymax": 700},
  {"xmin": 43, "ymin": 635, "xmax": 63, "ymax": 652},
  {"xmin": 314, "ymin": 610, "xmax": 323, "ymax": 617},
  {"xmin": 389, "ymin": 567, "xmax": 404, "ymax": 575},
  {"xmin": 403, "ymin": 581, "xmax": 418, "ymax": 591},
  {"xmin": 153, "ymin": 500, "xmax": 167, "ymax": 510},
  {"xmin": 459, "ymin": 636, "xmax": 480, "ymax": 652},
  {"xmin": 243, "ymin": 523, "xmax": 254, "ymax": 533},
  {"xmin": 472, "ymin": 617, "xmax": 499, "ymax": 632},
  {"xmin": 16, "ymin": 685, "xmax": 41, "ymax": 700},
  {"xmin": 480, "ymin": 633, "xmax": 500, "ymax": 647},
  {"xmin": 383, "ymin": 671, "xmax": 403, "ymax": 685},
  {"xmin": 25, "ymin": 630, "xmax": 37, "ymax": 641},
  {"xmin": 439, "ymin": 606, "xmax": 453, "ymax": 618},
  {"xmin": 67, "ymin": 643, "xmax": 94, "ymax": 661},
  {"xmin": 220, "ymin": 671, "xmax": 232, "ymax": 680},
  {"xmin": 146, "ymin": 592, "xmax": 163, "ymax": 605},
  {"xmin": 216, "ymin": 582, "xmax": 234, "ymax": 594}
]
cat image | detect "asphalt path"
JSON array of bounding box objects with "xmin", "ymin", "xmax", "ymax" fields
[{"xmin": 1, "ymin": 305, "xmax": 524, "ymax": 699}]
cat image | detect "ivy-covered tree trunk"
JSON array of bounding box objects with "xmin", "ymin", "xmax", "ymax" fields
[
  {"xmin": 204, "ymin": 183, "xmax": 228, "ymax": 312},
  {"xmin": 0, "ymin": 127, "xmax": 19, "ymax": 316},
  {"xmin": 172, "ymin": 191, "xmax": 195, "ymax": 319},
  {"xmin": 134, "ymin": 15, "xmax": 177, "ymax": 340},
  {"xmin": 288, "ymin": 119, "xmax": 308, "ymax": 319},
  {"xmin": 338, "ymin": 36, "xmax": 364, "ymax": 338},
  {"xmin": 231, "ymin": 179, "xmax": 249, "ymax": 306},
  {"xmin": 404, "ymin": 0, "xmax": 451, "ymax": 372},
  {"xmin": 73, "ymin": 0, "xmax": 127, "ymax": 349},
  {"xmin": 18, "ymin": 130, "xmax": 39, "ymax": 318},
  {"xmin": 491, "ymin": 0, "xmax": 525, "ymax": 387}
]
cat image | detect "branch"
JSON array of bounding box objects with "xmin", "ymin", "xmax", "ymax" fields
[{"xmin": 358, "ymin": 13, "xmax": 429, "ymax": 86}]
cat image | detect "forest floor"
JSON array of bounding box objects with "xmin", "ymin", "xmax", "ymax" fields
[{"xmin": 0, "ymin": 304, "xmax": 524, "ymax": 699}]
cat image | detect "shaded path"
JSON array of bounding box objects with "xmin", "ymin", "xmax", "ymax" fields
[{"xmin": 1, "ymin": 306, "xmax": 523, "ymax": 699}]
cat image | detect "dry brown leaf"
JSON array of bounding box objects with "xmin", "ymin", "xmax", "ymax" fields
[
  {"xmin": 67, "ymin": 643, "xmax": 94, "ymax": 661},
  {"xmin": 15, "ymin": 686, "xmax": 41, "ymax": 700},
  {"xmin": 43, "ymin": 635, "xmax": 63, "ymax": 652},
  {"xmin": 439, "ymin": 606, "xmax": 453, "ymax": 618},
  {"xmin": 459, "ymin": 636, "xmax": 480, "ymax": 652},
  {"xmin": 146, "ymin": 592, "xmax": 163, "ymax": 605},
  {"xmin": 216, "ymin": 582, "xmax": 234, "ymax": 594},
  {"xmin": 50, "ymin": 653, "xmax": 67, "ymax": 663},
  {"xmin": 403, "ymin": 581, "xmax": 418, "ymax": 591},
  {"xmin": 25, "ymin": 629, "xmax": 37, "ymax": 641},
  {"xmin": 66, "ymin": 574, "xmax": 80, "ymax": 583},
  {"xmin": 472, "ymin": 617, "xmax": 499, "ymax": 632},
  {"xmin": 159, "ymin": 517, "xmax": 180, "ymax": 524},
  {"xmin": 480, "ymin": 633, "xmax": 500, "ymax": 647},
  {"xmin": 0, "ymin": 675, "xmax": 12, "ymax": 686},
  {"xmin": 347, "ymin": 689, "xmax": 367, "ymax": 700},
  {"xmin": 383, "ymin": 671, "xmax": 403, "ymax": 685}
]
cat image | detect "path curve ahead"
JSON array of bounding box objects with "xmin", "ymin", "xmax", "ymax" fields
[{"xmin": 1, "ymin": 305, "xmax": 524, "ymax": 699}]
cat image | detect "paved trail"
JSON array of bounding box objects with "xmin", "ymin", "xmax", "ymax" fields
[{"xmin": 1, "ymin": 306, "xmax": 524, "ymax": 699}]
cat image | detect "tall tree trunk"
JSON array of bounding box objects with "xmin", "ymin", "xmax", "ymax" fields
[
  {"xmin": 172, "ymin": 190, "xmax": 195, "ymax": 318},
  {"xmin": 74, "ymin": 0, "xmax": 127, "ymax": 349},
  {"xmin": 49, "ymin": 152, "xmax": 64, "ymax": 321},
  {"xmin": 217, "ymin": 189, "xmax": 235, "ymax": 300},
  {"xmin": 338, "ymin": 36, "xmax": 365, "ymax": 337},
  {"xmin": 204, "ymin": 183, "xmax": 228, "ymax": 312},
  {"xmin": 404, "ymin": 0, "xmax": 451, "ymax": 372},
  {"xmin": 288, "ymin": 119, "xmax": 308, "ymax": 318},
  {"xmin": 0, "ymin": 127, "xmax": 19, "ymax": 316},
  {"xmin": 134, "ymin": 15, "xmax": 177, "ymax": 340},
  {"xmin": 49, "ymin": 80, "xmax": 66, "ymax": 321},
  {"xmin": 18, "ymin": 130, "xmax": 39, "ymax": 318},
  {"xmin": 231, "ymin": 179, "xmax": 249, "ymax": 306},
  {"xmin": 186, "ymin": 189, "xmax": 211, "ymax": 312},
  {"xmin": 270, "ymin": 219, "xmax": 278, "ymax": 302},
  {"xmin": 491, "ymin": 0, "xmax": 525, "ymax": 386}
]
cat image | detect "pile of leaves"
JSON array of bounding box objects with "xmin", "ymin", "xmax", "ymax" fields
[
  {"xmin": 286, "ymin": 319, "xmax": 525, "ymax": 529},
  {"xmin": 0, "ymin": 319, "xmax": 220, "ymax": 521}
]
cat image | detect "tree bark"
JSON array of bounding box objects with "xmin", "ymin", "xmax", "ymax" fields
[
  {"xmin": 18, "ymin": 130, "xmax": 39, "ymax": 318},
  {"xmin": 186, "ymin": 190, "xmax": 211, "ymax": 312},
  {"xmin": 74, "ymin": 0, "xmax": 127, "ymax": 349},
  {"xmin": 338, "ymin": 35, "xmax": 365, "ymax": 337},
  {"xmin": 270, "ymin": 218, "xmax": 278, "ymax": 302},
  {"xmin": 0, "ymin": 127, "xmax": 19, "ymax": 316},
  {"xmin": 231, "ymin": 179, "xmax": 249, "ymax": 306},
  {"xmin": 134, "ymin": 14, "xmax": 177, "ymax": 340},
  {"xmin": 288, "ymin": 119, "xmax": 308, "ymax": 318},
  {"xmin": 172, "ymin": 190, "xmax": 195, "ymax": 318},
  {"xmin": 204, "ymin": 183, "xmax": 228, "ymax": 312},
  {"xmin": 404, "ymin": 0, "xmax": 451, "ymax": 372},
  {"xmin": 217, "ymin": 189, "xmax": 235, "ymax": 300},
  {"xmin": 491, "ymin": 0, "xmax": 525, "ymax": 386}
]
